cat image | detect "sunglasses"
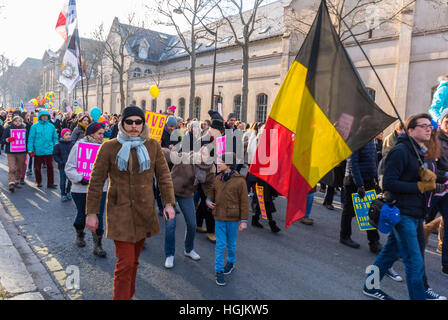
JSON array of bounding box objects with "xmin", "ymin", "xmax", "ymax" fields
[{"xmin": 124, "ymin": 119, "xmax": 144, "ymax": 125}]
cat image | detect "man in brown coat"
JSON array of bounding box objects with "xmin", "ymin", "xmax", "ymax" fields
[{"xmin": 86, "ymin": 105, "xmax": 175, "ymax": 300}]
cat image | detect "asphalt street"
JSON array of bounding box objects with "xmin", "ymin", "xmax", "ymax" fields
[{"xmin": 0, "ymin": 153, "xmax": 446, "ymax": 300}]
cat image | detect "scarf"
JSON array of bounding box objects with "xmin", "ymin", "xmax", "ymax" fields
[
  {"xmin": 221, "ymin": 170, "xmax": 236, "ymax": 182},
  {"xmin": 116, "ymin": 123, "xmax": 151, "ymax": 173}
]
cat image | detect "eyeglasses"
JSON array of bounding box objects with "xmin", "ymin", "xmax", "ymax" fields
[
  {"xmin": 414, "ymin": 124, "xmax": 433, "ymax": 130},
  {"xmin": 124, "ymin": 119, "xmax": 144, "ymax": 126}
]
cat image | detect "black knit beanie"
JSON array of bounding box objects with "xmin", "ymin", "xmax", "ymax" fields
[
  {"xmin": 121, "ymin": 105, "xmax": 145, "ymax": 124},
  {"xmin": 208, "ymin": 110, "xmax": 224, "ymax": 131}
]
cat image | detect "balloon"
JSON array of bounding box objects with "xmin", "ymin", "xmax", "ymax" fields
[
  {"xmin": 149, "ymin": 86, "xmax": 159, "ymax": 98},
  {"xmin": 98, "ymin": 116, "xmax": 107, "ymax": 123},
  {"xmin": 90, "ymin": 107, "xmax": 102, "ymax": 122}
]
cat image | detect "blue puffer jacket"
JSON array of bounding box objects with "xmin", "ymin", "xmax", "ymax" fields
[
  {"xmin": 429, "ymin": 81, "xmax": 448, "ymax": 122},
  {"xmin": 28, "ymin": 110, "xmax": 59, "ymax": 156},
  {"xmin": 345, "ymin": 140, "xmax": 378, "ymax": 187}
]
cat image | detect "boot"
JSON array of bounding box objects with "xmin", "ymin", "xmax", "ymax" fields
[
  {"xmin": 92, "ymin": 232, "xmax": 107, "ymax": 258},
  {"xmin": 269, "ymin": 220, "xmax": 281, "ymax": 233},
  {"xmin": 75, "ymin": 229, "xmax": 86, "ymax": 247},
  {"xmin": 251, "ymin": 215, "xmax": 264, "ymax": 228}
]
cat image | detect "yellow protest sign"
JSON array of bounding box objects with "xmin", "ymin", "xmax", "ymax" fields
[
  {"xmin": 75, "ymin": 108, "xmax": 83, "ymax": 115},
  {"xmin": 145, "ymin": 111, "xmax": 167, "ymax": 141},
  {"xmin": 255, "ymin": 184, "xmax": 268, "ymax": 220}
]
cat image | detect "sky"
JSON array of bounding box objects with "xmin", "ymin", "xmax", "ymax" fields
[{"xmin": 0, "ymin": 0, "xmax": 174, "ymax": 66}]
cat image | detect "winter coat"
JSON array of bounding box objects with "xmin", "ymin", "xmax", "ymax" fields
[
  {"xmin": 70, "ymin": 125, "xmax": 86, "ymax": 143},
  {"xmin": 27, "ymin": 110, "xmax": 58, "ymax": 156},
  {"xmin": 429, "ymin": 81, "xmax": 448, "ymax": 121},
  {"xmin": 1, "ymin": 123, "xmax": 27, "ymax": 154},
  {"xmin": 345, "ymin": 140, "xmax": 378, "ymax": 187},
  {"xmin": 65, "ymin": 137, "xmax": 109, "ymax": 194},
  {"xmin": 382, "ymin": 134, "xmax": 427, "ymax": 219},
  {"xmin": 382, "ymin": 130, "xmax": 399, "ymax": 157},
  {"xmin": 207, "ymin": 172, "xmax": 249, "ymax": 222},
  {"xmin": 161, "ymin": 127, "xmax": 181, "ymax": 149},
  {"xmin": 86, "ymin": 122, "xmax": 175, "ymax": 243},
  {"xmin": 53, "ymin": 139, "xmax": 73, "ymax": 170},
  {"xmin": 436, "ymin": 129, "xmax": 448, "ymax": 178},
  {"xmin": 109, "ymin": 123, "xmax": 119, "ymax": 140}
]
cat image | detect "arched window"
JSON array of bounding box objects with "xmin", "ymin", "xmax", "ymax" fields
[
  {"xmin": 256, "ymin": 94, "xmax": 268, "ymax": 123},
  {"xmin": 165, "ymin": 98, "xmax": 172, "ymax": 110},
  {"xmin": 144, "ymin": 69, "xmax": 152, "ymax": 76},
  {"xmin": 179, "ymin": 98, "xmax": 185, "ymax": 119},
  {"xmin": 194, "ymin": 97, "xmax": 201, "ymax": 120},
  {"xmin": 141, "ymin": 100, "xmax": 146, "ymax": 110},
  {"xmin": 151, "ymin": 99, "xmax": 157, "ymax": 112},
  {"xmin": 366, "ymin": 88, "xmax": 376, "ymax": 101},
  {"xmin": 233, "ymin": 95, "xmax": 241, "ymax": 120},
  {"xmin": 133, "ymin": 67, "xmax": 141, "ymax": 78}
]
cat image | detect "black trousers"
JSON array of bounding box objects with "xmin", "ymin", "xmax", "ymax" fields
[
  {"xmin": 196, "ymin": 186, "xmax": 215, "ymax": 233},
  {"xmin": 340, "ymin": 178, "xmax": 379, "ymax": 243}
]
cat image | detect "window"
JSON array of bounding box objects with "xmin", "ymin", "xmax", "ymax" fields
[
  {"xmin": 366, "ymin": 88, "xmax": 376, "ymax": 101},
  {"xmin": 179, "ymin": 98, "xmax": 185, "ymax": 119},
  {"xmin": 256, "ymin": 94, "xmax": 268, "ymax": 123},
  {"xmin": 141, "ymin": 100, "xmax": 146, "ymax": 110},
  {"xmin": 194, "ymin": 97, "xmax": 201, "ymax": 120},
  {"xmin": 133, "ymin": 67, "xmax": 141, "ymax": 78},
  {"xmin": 151, "ymin": 99, "xmax": 157, "ymax": 112},
  {"xmin": 139, "ymin": 47, "xmax": 148, "ymax": 59},
  {"xmin": 234, "ymin": 95, "xmax": 241, "ymax": 120},
  {"xmin": 165, "ymin": 98, "xmax": 172, "ymax": 109},
  {"xmin": 144, "ymin": 69, "xmax": 152, "ymax": 76}
]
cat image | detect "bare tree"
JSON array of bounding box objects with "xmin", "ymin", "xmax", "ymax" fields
[
  {"xmin": 93, "ymin": 15, "xmax": 145, "ymax": 112},
  {"xmin": 80, "ymin": 38, "xmax": 104, "ymax": 109},
  {"xmin": 151, "ymin": 0, "xmax": 217, "ymax": 118},
  {"xmin": 0, "ymin": 54, "xmax": 14, "ymax": 107},
  {"xmin": 215, "ymin": 0, "xmax": 266, "ymax": 123}
]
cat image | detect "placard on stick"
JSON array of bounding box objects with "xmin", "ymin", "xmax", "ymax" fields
[
  {"xmin": 352, "ymin": 190, "xmax": 377, "ymax": 231},
  {"xmin": 10, "ymin": 129, "xmax": 26, "ymax": 153}
]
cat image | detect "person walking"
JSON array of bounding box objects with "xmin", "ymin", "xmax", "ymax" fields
[
  {"xmin": 85, "ymin": 105, "xmax": 175, "ymax": 300},
  {"xmin": 1, "ymin": 116, "xmax": 27, "ymax": 192},
  {"xmin": 53, "ymin": 129, "xmax": 73, "ymax": 202},
  {"xmin": 27, "ymin": 110, "xmax": 58, "ymax": 189},
  {"xmin": 70, "ymin": 114, "xmax": 91, "ymax": 143}
]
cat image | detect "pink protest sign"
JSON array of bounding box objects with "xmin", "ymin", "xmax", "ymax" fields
[
  {"xmin": 10, "ymin": 129, "xmax": 26, "ymax": 153},
  {"xmin": 216, "ymin": 136, "xmax": 226, "ymax": 156},
  {"xmin": 76, "ymin": 142, "xmax": 100, "ymax": 180}
]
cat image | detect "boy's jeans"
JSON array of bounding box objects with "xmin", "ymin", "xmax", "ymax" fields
[{"xmin": 215, "ymin": 220, "xmax": 239, "ymax": 273}]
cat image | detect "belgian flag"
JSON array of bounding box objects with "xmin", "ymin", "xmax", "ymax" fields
[{"xmin": 249, "ymin": 0, "xmax": 396, "ymax": 228}]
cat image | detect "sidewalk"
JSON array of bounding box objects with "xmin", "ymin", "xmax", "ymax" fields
[{"xmin": 0, "ymin": 201, "xmax": 44, "ymax": 300}]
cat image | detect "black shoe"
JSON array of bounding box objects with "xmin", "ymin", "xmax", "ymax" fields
[
  {"xmin": 325, "ymin": 204, "xmax": 335, "ymax": 210},
  {"xmin": 37, "ymin": 183, "xmax": 43, "ymax": 188},
  {"xmin": 251, "ymin": 216, "xmax": 264, "ymax": 228},
  {"xmin": 47, "ymin": 184, "xmax": 58, "ymax": 189},
  {"xmin": 216, "ymin": 272, "xmax": 226, "ymax": 286},
  {"xmin": 340, "ymin": 237, "xmax": 360, "ymax": 249},
  {"xmin": 223, "ymin": 263, "xmax": 234, "ymax": 275},
  {"xmin": 20, "ymin": 178, "xmax": 25, "ymax": 185},
  {"xmin": 369, "ymin": 241, "xmax": 383, "ymax": 254},
  {"xmin": 269, "ymin": 220, "xmax": 281, "ymax": 233},
  {"xmin": 363, "ymin": 287, "xmax": 394, "ymax": 300}
]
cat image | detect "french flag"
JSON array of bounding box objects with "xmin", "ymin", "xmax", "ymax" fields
[{"xmin": 55, "ymin": 0, "xmax": 78, "ymax": 42}]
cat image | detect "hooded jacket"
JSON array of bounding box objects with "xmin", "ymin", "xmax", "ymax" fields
[
  {"xmin": 429, "ymin": 81, "xmax": 448, "ymax": 121},
  {"xmin": 27, "ymin": 110, "xmax": 58, "ymax": 156}
]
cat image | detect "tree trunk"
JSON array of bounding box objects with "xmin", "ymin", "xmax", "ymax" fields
[
  {"xmin": 85, "ymin": 80, "xmax": 89, "ymax": 110},
  {"xmin": 189, "ymin": 52, "xmax": 196, "ymax": 119},
  {"xmin": 120, "ymin": 72, "xmax": 126, "ymax": 112},
  {"xmin": 241, "ymin": 43, "xmax": 250, "ymax": 123}
]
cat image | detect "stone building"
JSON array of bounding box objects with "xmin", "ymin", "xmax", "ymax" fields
[{"xmin": 40, "ymin": 0, "xmax": 448, "ymax": 129}]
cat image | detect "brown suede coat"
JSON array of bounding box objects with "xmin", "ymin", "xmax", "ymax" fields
[
  {"xmin": 207, "ymin": 172, "xmax": 250, "ymax": 222},
  {"xmin": 86, "ymin": 123, "xmax": 175, "ymax": 243}
]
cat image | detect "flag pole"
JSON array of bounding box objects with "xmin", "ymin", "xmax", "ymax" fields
[{"xmin": 330, "ymin": 1, "xmax": 424, "ymax": 167}]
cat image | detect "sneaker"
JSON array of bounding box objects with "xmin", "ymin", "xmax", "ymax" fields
[
  {"xmin": 425, "ymin": 288, "xmax": 447, "ymax": 300},
  {"xmin": 340, "ymin": 237, "xmax": 360, "ymax": 249},
  {"xmin": 207, "ymin": 233, "xmax": 216, "ymax": 243},
  {"xmin": 184, "ymin": 250, "xmax": 200, "ymax": 261},
  {"xmin": 216, "ymin": 272, "xmax": 226, "ymax": 286},
  {"xmin": 300, "ymin": 217, "xmax": 314, "ymax": 226},
  {"xmin": 223, "ymin": 263, "xmax": 234, "ymax": 275},
  {"xmin": 67, "ymin": 193, "xmax": 73, "ymax": 200},
  {"xmin": 363, "ymin": 288, "xmax": 395, "ymax": 300},
  {"xmin": 385, "ymin": 267, "xmax": 403, "ymax": 282},
  {"xmin": 61, "ymin": 195, "xmax": 68, "ymax": 202},
  {"xmin": 164, "ymin": 256, "xmax": 174, "ymax": 269}
]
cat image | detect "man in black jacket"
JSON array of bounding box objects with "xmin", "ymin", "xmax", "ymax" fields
[{"xmin": 363, "ymin": 113, "xmax": 436, "ymax": 300}]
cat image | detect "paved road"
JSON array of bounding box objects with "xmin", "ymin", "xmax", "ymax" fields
[{"xmin": 0, "ymin": 153, "xmax": 446, "ymax": 300}]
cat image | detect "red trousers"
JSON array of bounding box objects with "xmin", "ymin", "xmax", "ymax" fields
[
  {"xmin": 113, "ymin": 239, "xmax": 145, "ymax": 300},
  {"xmin": 34, "ymin": 155, "xmax": 54, "ymax": 185}
]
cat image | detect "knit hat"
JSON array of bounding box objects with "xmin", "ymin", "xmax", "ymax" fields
[
  {"xmin": 168, "ymin": 105, "xmax": 176, "ymax": 112},
  {"xmin": 61, "ymin": 128, "xmax": 71, "ymax": 138},
  {"xmin": 86, "ymin": 122, "xmax": 104, "ymax": 136},
  {"xmin": 208, "ymin": 110, "xmax": 224, "ymax": 131},
  {"xmin": 166, "ymin": 116, "xmax": 178, "ymax": 127},
  {"xmin": 121, "ymin": 105, "xmax": 145, "ymax": 124}
]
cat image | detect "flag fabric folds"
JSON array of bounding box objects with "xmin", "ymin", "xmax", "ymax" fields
[
  {"xmin": 59, "ymin": 28, "xmax": 83, "ymax": 93},
  {"xmin": 55, "ymin": 0, "xmax": 78, "ymax": 42},
  {"xmin": 249, "ymin": 0, "xmax": 396, "ymax": 228}
]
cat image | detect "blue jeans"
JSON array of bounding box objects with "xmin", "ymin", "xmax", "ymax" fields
[
  {"xmin": 59, "ymin": 169, "xmax": 72, "ymax": 196},
  {"xmin": 164, "ymin": 196, "xmax": 196, "ymax": 257},
  {"xmin": 72, "ymin": 192, "xmax": 106, "ymax": 233},
  {"xmin": 428, "ymin": 195, "xmax": 448, "ymax": 268},
  {"xmin": 306, "ymin": 193, "xmax": 314, "ymax": 218},
  {"xmin": 215, "ymin": 220, "xmax": 239, "ymax": 273},
  {"xmin": 370, "ymin": 215, "xmax": 426, "ymax": 300}
]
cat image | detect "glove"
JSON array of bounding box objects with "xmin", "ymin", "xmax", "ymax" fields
[
  {"xmin": 417, "ymin": 180, "xmax": 436, "ymax": 194},
  {"xmin": 28, "ymin": 152, "xmax": 35, "ymax": 158},
  {"xmin": 435, "ymin": 183, "xmax": 448, "ymax": 194},
  {"xmin": 357, "ymin": 186, "xmax": 366, "ymax": 199},
  {"xmin": 7, "ymin": 137, "xmax": 15, "ymax": 143},
  {"xmin": 419, "ymin": 168, "xmax": 437, "ymax": 182},
  {"xmin": 80, "ymin": 178, "xmax": 89, "ymax": 186}
]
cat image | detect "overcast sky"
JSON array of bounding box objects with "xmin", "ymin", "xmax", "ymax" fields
[{"xmin": 0, "ymin": 0, "xmax": 174, "ymax": 66}]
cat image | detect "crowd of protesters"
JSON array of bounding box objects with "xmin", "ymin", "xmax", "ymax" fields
[{"xmin": 0, "ymin": 78, "xmax": 448, "ymax": 300}]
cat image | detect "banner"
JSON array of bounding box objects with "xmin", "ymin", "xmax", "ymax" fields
[
  {"xmin": 255, "ymin": 184, "xmax": 268, "ymax": 220},
  {"xmin": 216, "ymin": 136, "xmax": 226, "ymax": 156},
  {"xmin": 10, "ymin": 129, "xmax": 26, "ymax": 153},
  {"xmin": 76, "ymin": 142, "xmax": 100, "ymax": 180},
  {"xmin": 24, "ymin": 103, "xmax": 35, "ymax": 113},
  {"xmin": 145, "ymin": 111, "xmax": 167, "ymax": 141},
  {"xmin": 352, "ymin": 190, "xmax": 377, "ymax": 231}
]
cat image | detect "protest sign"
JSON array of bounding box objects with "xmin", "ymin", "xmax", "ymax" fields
[
  {"xmin": 352, "ymin": 190, "xmax": 377, "ymax": 231},
  {"xmin": 216, "ymin": 136, "xmax": 226, "ymax": 156},
  {"xmin": 145, "ymin": 111, "xmax": 167, "ymax": 141},
  {"xmin": 10, "ymin": 129, "xmax": 26, "ymax": 153},
  {"xmin": 255, "ymin": 184, "xmax": 268, "ymax": 220},
  {"xmin": 76, "ymin": 142, "xmax": 100, "ymax": 180}
]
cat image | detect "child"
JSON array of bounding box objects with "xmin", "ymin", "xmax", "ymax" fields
[
  {"xmin": 53, "ymin": 129, "xmax": 73, "ymax": 202},
  {"xmin": 206, "ymin": 152, "xmax": 249, "ymax": 286}
]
